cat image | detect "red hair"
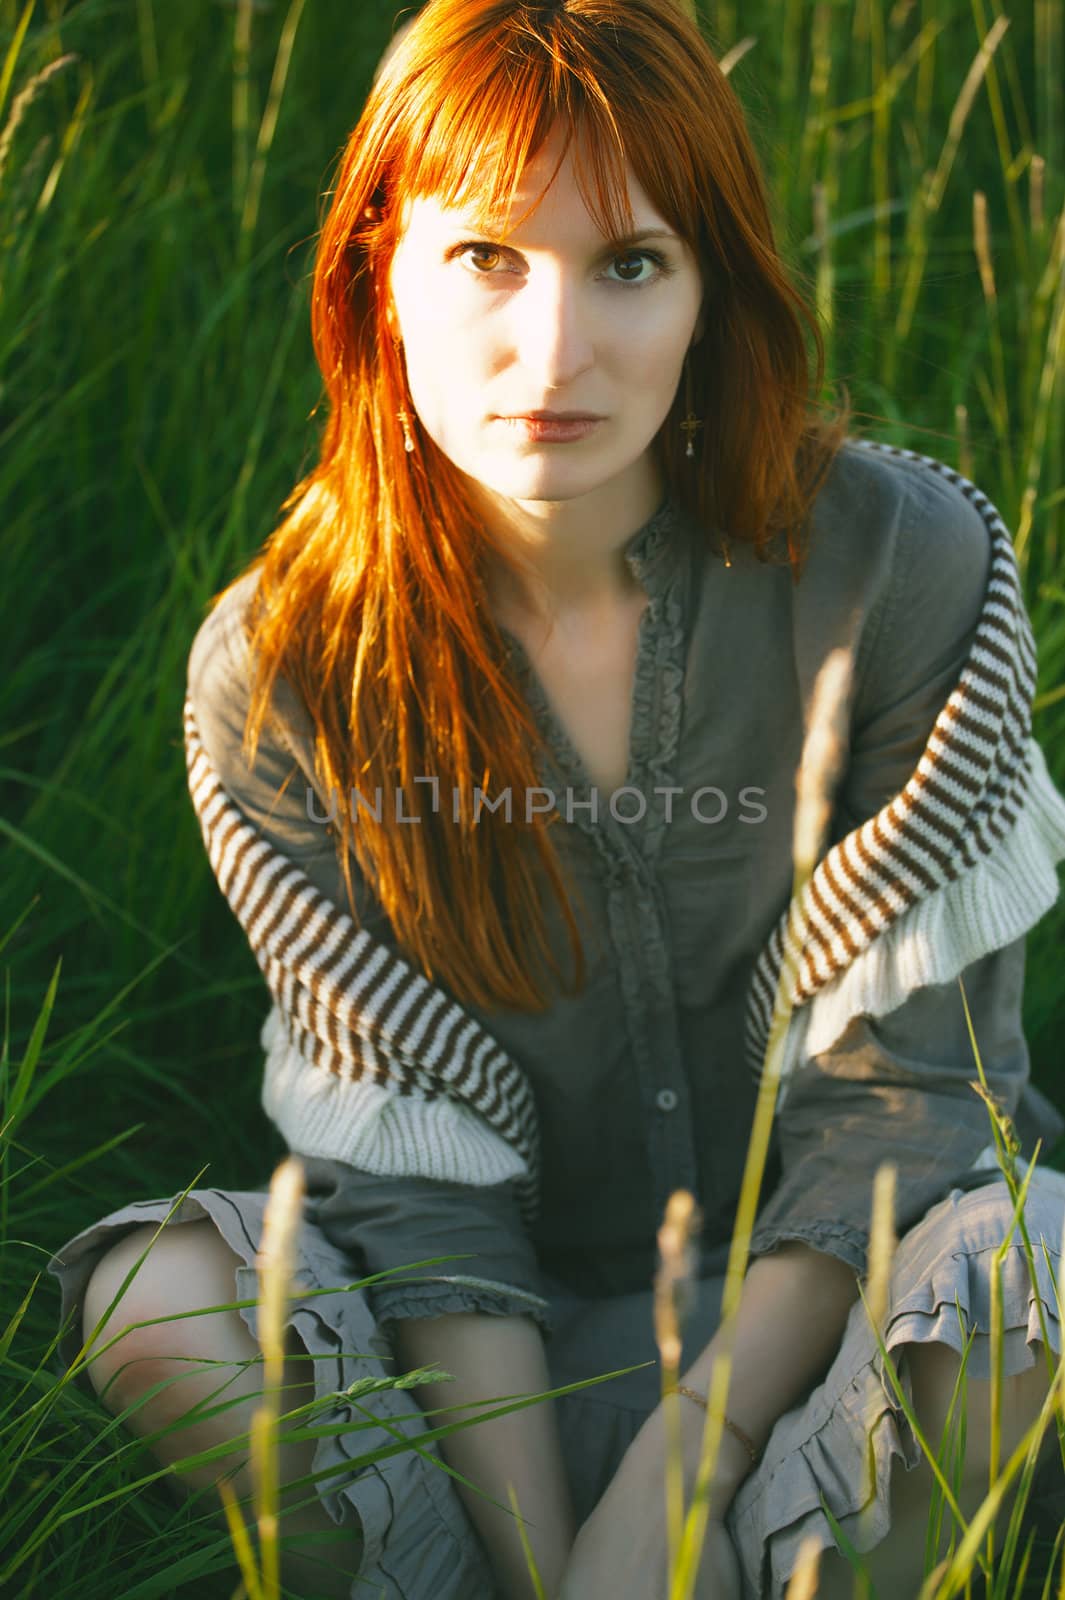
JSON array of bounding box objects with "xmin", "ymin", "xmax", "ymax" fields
[{"xmin": 214, "ymin": 0, "xmax": 852, "ymax": 1013}]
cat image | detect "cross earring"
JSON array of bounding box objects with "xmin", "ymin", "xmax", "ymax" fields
[
  {"xmin": 681, "ymin": 350, "xmax": 732, "ymax": 567},
  {"xmin": 680, "ymin": 350, "xmax": 703, "ymax": 460}
]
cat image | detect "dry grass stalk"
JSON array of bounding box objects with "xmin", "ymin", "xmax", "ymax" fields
[
  {"xmin": 655, "ymin": 1189, "xmax": 703, "ymax": 1371},
  {"xmin": 257, "ymin": 1155, "xmax": 306, "ymax": 1381},
  {"xmin": 850, "ymin": 1162, "xmax": 899, "ymax": 1597},
  {"xmin": 783, "ymin": 1533, "xmax": 825, "ymax": 1599},
  {"xmin": 664, "ymin": 640, "xmax": 859, "ymax": 1600},
  {"xmin": 864, "ymin": 1161, "xmax": 898, "ymax": 1338},
  {"xmin": 0, "ymin": 52, "xmax": 78, "ymax": 189},
  {"xmin": 217, "ymin": 1155, "xmax": 306, "ymax": 1600},
  {"xmin": 253, "ymin": 1155, "xmax": 306, "ymax": 1596},
  {"xmin": 793, "ymin": 646, "xmax": 853, "ymax": 877},
  {"xmin": 1030, "ymin": 154, "xmax": 1044, "ymax": 234},
  {"xmin": 654, "ymin": 1188, "xmax": 705, "ymax": 1588},
  {"xmin": 973, "ymin": 191, "xmax": 996, "ymax": 301},
  {"xmin": 955, "ymin": 401, "xmax": 972, "ymax": 480}
]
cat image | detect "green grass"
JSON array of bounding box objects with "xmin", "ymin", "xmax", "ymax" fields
[{"xmin": 2, "ymin": 0, "xmax": 1064, "ymax": 1594}]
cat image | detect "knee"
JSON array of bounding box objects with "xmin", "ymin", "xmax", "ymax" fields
[
  {"xmin": 83, "ymin": 1219, "xmax": 219, "ymax": 1345},
  {"xmin": 81, "ymin": 1219, "xmax": 245, "ymax": 1408},
  {"xmin": 904, "ymin": 1339, "xmax": 964, "ymax": 1452},
  {"xmin": 905, "ymin": 1339, "xmax": 1059, "ymax": 1478}
]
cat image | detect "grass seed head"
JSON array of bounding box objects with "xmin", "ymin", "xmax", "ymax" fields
[
  {"xmin": 793, "ymin": 645, "xmax": 854, "ymax": 877},
  {"xmin": 654, "ymin": 1189, "xmax": 703, "ymax": 1368}
]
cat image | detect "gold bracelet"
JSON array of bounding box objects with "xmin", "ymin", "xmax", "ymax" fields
[{"xmin": 667, "ymin": 1385, "xmax": 762, "ymax": 1466}]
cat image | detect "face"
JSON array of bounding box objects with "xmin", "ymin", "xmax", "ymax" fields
[{"xmin": 385, "ymin": 124, "xmax": 707, "ymax": 523}]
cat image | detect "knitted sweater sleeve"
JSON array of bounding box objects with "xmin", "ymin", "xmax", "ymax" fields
[
  {"xmin": 748, "ymin": 459, "xmax": 1065, "ymax": 1277},
  {"xmin": 185, "ymin": 574, "xmax": 553, "ymax": 1336}
]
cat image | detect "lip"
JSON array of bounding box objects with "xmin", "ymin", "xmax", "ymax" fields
[
  {"xmin": 502, "ymin": 416, "xmax": 602, "ymax": 442},
  {"xmin": 502, "ymin": 410, "xmax": 605, "ymax": 421}
]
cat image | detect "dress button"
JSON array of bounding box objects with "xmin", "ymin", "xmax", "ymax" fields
[{"xmin": 655, "ymin": 1088, "xmax": 678, "ymax": 1112}]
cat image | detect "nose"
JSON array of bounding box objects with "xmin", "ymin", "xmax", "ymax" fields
[{"xmin": 511, "ymin": 266, "xmax": 595, "ymax": 392}]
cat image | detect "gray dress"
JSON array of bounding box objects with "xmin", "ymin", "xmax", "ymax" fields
[{"xmin": 47, "ymin": 440, "xmax": 1065, "ymax": 1598}]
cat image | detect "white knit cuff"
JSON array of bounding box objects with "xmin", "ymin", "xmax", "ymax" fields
[
  {"xmin": 259, "ymin": 1006, "xmax": 530, "ymax": 1185},
  {"xmin": 777, "ymin": 736, "xmax": 1065, "ymax": 1106}
]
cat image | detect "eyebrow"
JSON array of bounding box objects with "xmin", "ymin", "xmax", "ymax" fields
[
  {"xmin": 608, "ymin": 227, "xmax": 680, "ymax": 247},
  {"xmin": 454, "ymin": 221, "xmax": 681, "ymax": 249}
]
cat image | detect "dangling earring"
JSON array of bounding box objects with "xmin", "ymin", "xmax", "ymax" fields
[
  {"xmin": 680, "ymin": 349, "xmax": 703, "ymax": 460},
  {"xmin": 681, "ymin": 348, "xmax": 731, "ymax": 567},
  {"xmin": 392, "ymin": 328, "xmax": 416, "ymax": 453}
]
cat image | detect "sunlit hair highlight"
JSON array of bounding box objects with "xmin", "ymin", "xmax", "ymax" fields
[{"xmin": 209, "ymin": 0, "xmax": 853, "ymax": 1014}]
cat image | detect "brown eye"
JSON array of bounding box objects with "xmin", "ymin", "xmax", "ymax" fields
[
  {"xmin": 451, "ymin": 241, "xmax": 507, "ymax": 274},
  {"xmin": 613, "ymin": 252, "xmax": 645, "ymax": 281},
  {"xmin": 465, "ymin": 244, "xmax": 503, "ymax": 272}
]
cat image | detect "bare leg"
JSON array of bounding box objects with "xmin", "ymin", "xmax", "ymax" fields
[
  {"xmin": 814, "ymin": 1340, "xmax": 1060, "ymax": 1599},
  {"xmin": 81, "ymin": 1220, "xmax": 364, "ymax": 1600}
]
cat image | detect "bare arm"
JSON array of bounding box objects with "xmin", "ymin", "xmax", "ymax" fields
[
  {"xmin": 391, "ymin": 1311, "xmax": 578, "ymax": 1600},
  {"xmin": 638, "ymin": 1241, "xmax": 861, "ymax": 1510}
]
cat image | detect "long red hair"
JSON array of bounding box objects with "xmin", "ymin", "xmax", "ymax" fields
[{"xmin": 213, "ymin": 0, "xmax": 852, "ymax": 1013}]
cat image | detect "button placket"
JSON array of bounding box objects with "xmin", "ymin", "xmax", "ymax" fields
[
  {"xmin": 608, "ymin": 871, "xmax": 698, "ymax": 1221},
  {"xmin": 502, "ymin": 497, "xmax": 701, "ymax": 1235},
  {"xmin": 595, "ymin": 524, "xmax": 702, "ymax": 1226}
]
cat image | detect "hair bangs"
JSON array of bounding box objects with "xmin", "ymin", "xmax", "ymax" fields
[{"xmin": 394, "ymin": 45, "xmax": 638, "ymax": 256}]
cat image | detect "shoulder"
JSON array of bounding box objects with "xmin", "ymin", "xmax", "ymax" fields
[
  {"xmin": 184, "ymin": 564, "xmax": 310, "ymax": 813},
  {"xmin": 186, "ymin": 567, "xmax": 262, "ymax": 724},
  {"xmin": 184, "ymin": 567, "xmax": 350, "ymax": 899},
  {"xmin": 807, "ymin": 440, "xmax": 995, "ymax": 680},
  {"xmin": 185, "ymin": 565, "xmax": 315, "ymax": 761},
  {"xmin": 806, "ymin": 445, "xmax": 1007, "ymax": 838},
  {"xmin": 820, "ymin": 438, "xmax": 994, "ymax": 587}
]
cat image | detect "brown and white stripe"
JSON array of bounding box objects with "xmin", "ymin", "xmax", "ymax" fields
[
  {"xmin": 184, "ymin": 701, "xmax": 543, "ymax": 1225},
  {"xmin": 185, "ymin": 439, "xmax": 1057, "ymax": 1216},
  {"xmin": 743, "ymin": 439, "xmax": 1043, "ymax": 1082}
]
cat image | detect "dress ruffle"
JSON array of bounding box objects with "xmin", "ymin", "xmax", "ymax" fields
[
  {"xmin": 369, "ymin": 1274, "xmax": 555, "ymax": 1338},
  {"xmin": 46, "ymin": 1171, "xmax": 1065, "ymax": 1600},
  {"xmin": 726, "ymin": 1171, "xmax": 1065, "ymax": 1598}
]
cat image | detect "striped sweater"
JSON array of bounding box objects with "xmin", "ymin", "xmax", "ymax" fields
[{"xmin": 185, "ymin": 442, "xmax": 1065, "ymax": 1228}]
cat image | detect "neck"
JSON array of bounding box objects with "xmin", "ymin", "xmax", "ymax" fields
[{"xmin": 478, "ymin": 462, "xmax": 664, "ymax": 626}]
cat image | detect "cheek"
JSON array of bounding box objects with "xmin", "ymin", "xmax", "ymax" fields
[
  {"xmin": 623, "ymin": 326, "xmax": 686, "ymax": 375},
  {"xmin": 626, "ymin": 353, "xmax": 687, "ymax": 417},
  {"xmin": 405, "ymin": 322, "xmax": 484, "ymax": 390}
]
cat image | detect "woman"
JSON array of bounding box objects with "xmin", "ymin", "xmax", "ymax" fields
[{"xmin": 47, "ymin": 2, "xmax": 1065, "ymax": 1597}]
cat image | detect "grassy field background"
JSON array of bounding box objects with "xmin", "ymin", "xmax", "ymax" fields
[{"xmin": 2, "ymin": 0, "xmax": 1064, "ymax": 1593}]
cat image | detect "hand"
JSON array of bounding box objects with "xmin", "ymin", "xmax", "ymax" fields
[{"xmin": 553, "ymin": 1424, "xmax": 744, "ymax": 1600}]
